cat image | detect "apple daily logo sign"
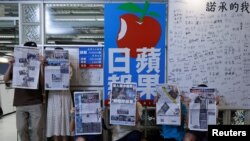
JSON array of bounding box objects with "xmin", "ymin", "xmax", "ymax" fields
[{"xmin": 104, "ymin": 1, "xmax": 166, "ymax": 106}]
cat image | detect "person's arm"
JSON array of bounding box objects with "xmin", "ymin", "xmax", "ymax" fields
[
  {"xmin": 180, "ymin": 101, "xmax": 189, "ymax": 128},
  {"xmin": 70, "ymin": 107, "xmax": 75, "ymax": 132},
  {"xmin": 69, "ymin": 63, "xmax": 73, "ymax": 80},
  {"xmin": 153, "ymin": 93, "xmax": 161, "ymax": 119},
  {"xmin": 136, "ymin": 101, "xmax": 143, "ymax": 123},
  {"xmin": 153, "ymin": 93, "xmax": 160, "ymax": 105},
  {"xmin": 102, "ymin": 107, "xmax": 113, "ymax": 130},
  {"xmin": 180, "ymin": 95, "xmax": 190, "ymax": 128},
  {"xmin": 215, "ymin": 96, "xmax": 220, "ymax": 105},
  {"xmin": 39, "ymin": 55, "xmax": 45, "ymax": 88},
  {"xmin": 3, "ymin": 57, "xmax": 14, "ymax": 83}
]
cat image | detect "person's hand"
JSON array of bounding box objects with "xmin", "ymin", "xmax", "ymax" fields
[
  {"xmin": 153, "ymin": 93, "xmax": 160, "ymax": 104},
  {"xmin": 8, "ymin": 57, "xmax": 15, "ymax": 66},
  {"xmin": 185, "ymin": 97, "xmax": 191, "ymax": 106},
  {"xmin": 70, "ymin": 107, "xmax": 75, "ymax": 114},
  {"xmin": 100, "ymin": 108, "xmax": 105, "ymax": 118},
  {"xmin": 39, "ymin": 55, "xmax": 46, "ymax": 65},
  {"xmin": 215, "ymin": 96, "xmax": 220, "ymax": 105},
  {"xmin": 136, "ymin": 93, "xmax": 140, "ymax": 101},
  {"xmin": 108, "ymin": 92, "xmax": 111, "ymax": 99},
  {"xmin": 108, "ymin": 92, "xmax": 113, "ymax": 103},
  {"xmin": 180, "ymin": 94, "xmax": 184, "ymax": 102}
]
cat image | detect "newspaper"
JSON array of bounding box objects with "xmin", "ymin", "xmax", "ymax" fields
[
  {"xmin": 188, "ymin": 87, "xmax": 217, "ymax": 131},
  {"xmin": 44, "ymin": 50, "xmax": 70, "ymax": 90},
  {"xmin": 12, "ymin": 47, "xmax": 40, "ymax": 89},
  {"xmin": 110, "ymin": 82, "xmax": 137, "ymax": 126},
  {"xmin": 156, "ymin": 84, "xmax": 181, "ymax": 125},
  {"xmin": 74, "ymin": 91, "xmax": 102, "ymax": 135}
]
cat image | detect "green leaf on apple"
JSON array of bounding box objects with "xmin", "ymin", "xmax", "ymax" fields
[
  {"xmin": 148, "ymin": 11, "xmax": 160, "ymax": 18},
  {"xmin": 140, "ymin": 0, "xmax": 150, "ymax": 22},
  {"xmin": 118, "ymin": 1, "xmax": 160, "ymax": 22},
  {"xmin": 118, "ymin": 2, "xmax": 143, "ymax": 13}
]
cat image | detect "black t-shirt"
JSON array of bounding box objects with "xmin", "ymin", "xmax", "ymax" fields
[
  {"xmin": 13, "ymin": 87, "xmax": 43, "ymax": 106},
  {"xmin": 8, "ymin": 72, "xmax": 43, "ymax": 106}
]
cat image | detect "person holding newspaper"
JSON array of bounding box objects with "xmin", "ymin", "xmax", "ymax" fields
[
  {"xmin": 184, "ymin": 84, "xmax": 220, "ymax": 141},
  {"xmin": 103, "ymin": 93, "xmax": 143, "ymax": 141},
  {"xmin": 154, "ymin": 91, "xmax": 188, "ymax": 141},
  {"xmin": 3, "ymin": 42, "xmax": 44, "ymax": 141},
  {"xmin": 45, "ymin": 47, "xmax": 72, "ymax": 141}
]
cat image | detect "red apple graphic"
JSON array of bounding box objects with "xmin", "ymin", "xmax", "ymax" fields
[{"xmin": 116, "ymin": 2, "xmax": 161, "ymax": 58}]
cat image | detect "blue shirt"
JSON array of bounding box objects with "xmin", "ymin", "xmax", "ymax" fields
[{"xmin": 161, "ymin": 103, "xmax": 187, "ymax": 141}]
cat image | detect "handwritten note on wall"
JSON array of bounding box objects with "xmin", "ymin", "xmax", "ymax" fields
[{"xmin": 168, "ymin": 0, "xmax": 250, "ymax": 109}]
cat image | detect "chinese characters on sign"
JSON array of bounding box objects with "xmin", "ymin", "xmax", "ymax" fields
[
  {"xmin": 104, "ymin": 3, "xmax": 166, "ymax": 106},
  {"xmin": 168, "ymin": 0, "xmax": 250, "ymax": 109},
  {"xmin": 206, "ymin": 1, "xmax": 250, "ymax": 13},
  {"xmin": 79, "ymin": 47, "xmax": 103, "ymax": 69},
  {"xmin": 108, "ymin": 48, "xmax": 162, "ymax": 98}
]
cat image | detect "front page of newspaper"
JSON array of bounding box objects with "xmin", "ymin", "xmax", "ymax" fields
[
  {"xmin": 188, "ymin": 87, "xmax": 217, "ymax": 131},
  {"xmin": 74, "ymin": 91, "xmax": 102, "ymax": 135},
  {"xmin": 156, "ymin": 84, "xmax": 181, "ymax": 125},
  {"xmin": 12, "ymin": 47, "xmax": 40, "ymax": 89},
  {"xmin": 110, "ymin": 82, "xmax": 137, "ymax": 126},
  {"xmin": 44, "ymin": 50, "xmax": 70, "ymax": 90}
]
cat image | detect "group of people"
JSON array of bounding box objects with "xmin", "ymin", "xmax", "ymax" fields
[
  {"xmin": 3, "ymin": 42, "xmax": 218, "ymax": 141},
  {"xmin": 154, "ymin": 84, "xmax": 217, "ymax": 141},
  {"xmin": 4, "ymin": 42, "xmax": 73, "ymax": 141}
]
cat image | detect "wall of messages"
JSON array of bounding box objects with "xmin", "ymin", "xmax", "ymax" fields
[{"xmin": 168, "ymin": 0, "xmax": 250, "ymax": 109}]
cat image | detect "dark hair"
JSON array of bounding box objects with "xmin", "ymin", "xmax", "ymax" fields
[
  {"xmin": 198, "ymin": 84, "xmax": 208, "ymax": 87},
  {"xmin": 24, "ymin": 42, "xmax": 37, "ymax": 47},
  {"xmin": 55, "ymin": 47, "xmax": 63, "ymax": 50}
]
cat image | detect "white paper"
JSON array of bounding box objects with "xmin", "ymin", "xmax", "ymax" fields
[
  {"xmin": 67, "ymin": 48, "xmax": 103, "ymax": 86},
  {"xmin": 110, "ymin": 82, "xmax": 137, "ymax": 126},
  {"xmin": 188, "ymin": 87, "xmax": 217, "ymax": 131},
  {"xmin": 74, "ymin": 91, "xmax": 102, "ymax": 135},
  {"xmin": 12, "ymin": 47, "xmax": 40, "ymax": 89},
  {"xmin": 44, "ymin": 50, "xmax": 70, "ymax": 90},
  {"xmin": 156, "ymin": 84, "xmax": 181, "ymax": 125}
]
